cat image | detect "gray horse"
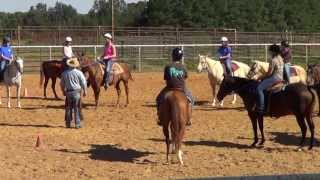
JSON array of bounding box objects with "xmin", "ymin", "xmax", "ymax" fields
[{"xmin": 0, "ymin": 57, "xmax": 23, "ymax": 108}]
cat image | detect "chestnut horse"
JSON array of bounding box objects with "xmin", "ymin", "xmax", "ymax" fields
[
  {"xmin": 217, "ymin": 76, "xmax": 316, "ymax": 150},
  {"xmin": 159, "ymin": 90, "xmax": 190, "ymax": 165},
  {"xmin": 40, "ymin": 60, "xmax": 63, "ymax": 99},
  {"xmin": 78, "ymin": 55, "xmax": 133, "ymax": 107}
]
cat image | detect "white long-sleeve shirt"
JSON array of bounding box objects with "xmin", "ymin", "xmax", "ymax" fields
[{"xmin": 63, "ymin": 46, "xmax": 74, "ymax": 58}]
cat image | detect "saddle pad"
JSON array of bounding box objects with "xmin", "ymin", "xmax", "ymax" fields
[
  {"xmin": 231, "ymin": 63, "xmax": 239, "ymax": 72},
  {"xmin": 112, "ymin": 63, "xmax": 124, "ymax": 75},
  {"xmin": 290, "ymin": 67, "xmax": 298, "ymax": 76}
]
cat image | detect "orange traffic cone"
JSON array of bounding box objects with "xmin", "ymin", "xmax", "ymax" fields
[
  {"xmin": 23, "ymin": 88, "xmax": 28, "ymax": 97},
  {"xmin": 35, "ymin": 134, "xmax": 44, "ymax": 149}
]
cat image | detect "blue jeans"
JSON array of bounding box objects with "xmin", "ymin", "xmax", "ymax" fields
[
  {"xmin": 65, "ymin": 91, "xmax": 81, "ymax": 127},
  {"xmin": 103, "ymin": 59, "xmax": 113, "ymax": 86},
  {"xmin": 257, "ymin": 76, "xmax": 279, "ymax": 112},
  {"xmin": 284, "ymin": 63, "xmax": 291, "ymax": 83},
  {"xmin": 222, "ymin": 59, "xmax": 233, "ymax": 76},
  {"xmin": 156, "ymin": 87, "xmax": 195, "ymax": 111},
  {"xmin": 0, "ymin": 60, "xmax": 8, "ymax": 73}
]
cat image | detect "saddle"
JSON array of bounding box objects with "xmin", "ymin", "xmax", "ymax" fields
[
  {"xmin": 266, "ymin": 80, "xmax": 286, "ymax": 93},
  {"xmin": 231, "ymin": 63, "xmax": 239, "ymax": 72},
  {"xmin": 100, "ymin": 62, "xmax": 124, "ymax": 86},
  {"xmin": 111, "ymin": 62, "xmax": 124, "ymax": 75},
  {"xmin": 263, "ymin": 81, "xmax": 286, "ymax": 116},
  {"xmin": 289, "ymin": 66, "xmax": 298, "ymax": 76}
]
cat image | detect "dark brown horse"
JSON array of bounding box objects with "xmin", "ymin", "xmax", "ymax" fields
[
  {"xmin": 159, "ymin": 90, "xmax": 190, "ymax": 165},
  {"xmin": 217, "ymin": 76, "xmax": 316, "ymax": 150},
  {"xmin": 40, "ymin": 60, "xmax": 64, "ymax": 99},
  {"xmin": 307, "ymin": 64, "xmax": 320, "ymax": 115},
  {"xmin": 78, "ymin": 55, "xmax": 133, "ymax": 107}
]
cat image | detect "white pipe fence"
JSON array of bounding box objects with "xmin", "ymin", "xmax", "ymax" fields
[{"xmin": 12, "ymin": 43, "xmax": 320, "ymax": 73}]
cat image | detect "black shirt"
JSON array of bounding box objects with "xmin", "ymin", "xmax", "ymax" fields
[{"xmin": 164, "ymin": 62, "xmax": 188, "ymax": 89}]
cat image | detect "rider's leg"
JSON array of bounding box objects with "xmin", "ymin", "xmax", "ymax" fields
[
  {"xmin": 284, "ymin": 63, "xmax": 291, "ymax": 83},
  {"xmin": 104, "ymin": 60, "xmax": 113, "ymax": 88},
  {"xmin": 155, "ymin": 87, "xmax": 167, "ymax": 126},
  {"xmin": 225, "ymin": 59, "xmax": 233, "ymax": 76},
  {"xmin": 256, "ymin": 77, "xmax": 277, "ymax": 114}
]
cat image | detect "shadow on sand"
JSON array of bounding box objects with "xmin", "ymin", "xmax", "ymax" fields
[
  {"xmin": 57, "ymin": 144, "xmax": 155, "ymax": 163},
  {"xmin": 0, "ymin": 122, "xmax": 64, "ymax": 128},
  {"xmin": 270, "ymin": 132, "xmax": 319, "ymax": 147}
]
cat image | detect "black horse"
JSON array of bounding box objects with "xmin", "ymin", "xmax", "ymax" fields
[{"xmin": 217, "ymin": 76, "xmax": 316, "ymax": 149}]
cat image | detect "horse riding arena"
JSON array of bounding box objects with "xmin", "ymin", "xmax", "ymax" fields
[{"xmin": 1, "ymin": 72, "xmax": 320, "ymax": 179}]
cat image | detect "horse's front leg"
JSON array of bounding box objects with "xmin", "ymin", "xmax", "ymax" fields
[
  {"xmin": 231, "ymin": 94, "xmax": 237, "ymax": 105},
  {"xmin": 17, "ymin": 85, "xmax": 21, "ymax": 108},
  {"xmin": 6, "ymin": 86, "xmax": 11, "ymax": 108},
  {"xmin": 249, "ymin": 112, "xmax": 258, "ymax": 147},
  {"xmin": 257, "ymin": 116, "xmax": 265, "ymax": 145}
]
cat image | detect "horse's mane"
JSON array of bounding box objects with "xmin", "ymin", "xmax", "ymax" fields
[{"xmin": 231, "ymin": 76, "xmax": 258, "ymax": 94}]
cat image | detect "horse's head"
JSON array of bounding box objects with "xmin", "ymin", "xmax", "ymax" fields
[
  {"xmin": 306, "ymin": 64, "xmax": 319, "ymax": 85},
  {"xmin": 217, "ymin": 75, "xmax": 236, "ymax": 102},
  {"xmin": 13, "ymin": 57, "xmax": 24, "ymax": 73},
  {"xmin": 197, "ymin": 54, "xmax": 208, "ymax": 72},
  {"xmin": 247, "ymin": 61, "xmax": 265, "ymax": 80}
]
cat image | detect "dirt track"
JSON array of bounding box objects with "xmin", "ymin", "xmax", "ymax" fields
[{"xmin": 0, "ymin": 72, "xmax": 320, "ymax": 180}]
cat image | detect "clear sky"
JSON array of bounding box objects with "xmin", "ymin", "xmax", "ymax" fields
[{"xmin": 0, "ymin": 0, "xmax": 142, "ymax": 14}]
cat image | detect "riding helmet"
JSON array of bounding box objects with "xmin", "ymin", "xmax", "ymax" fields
[
  {"xmin": 269, "ymin": 44, "xmax": 281, "ymax": 54},
  {"xmin": 281, "ymin": 40, "xmax": 289, "ymax": 47},
  {"xmin": 65, "ymin": 36, "xmax": 72, "ymax": 42},
  {"xmin": 220, "ymin": 36, "xmax": 228, "ymax": 42},
  {"xmin": 3, "ymin": 36, "xmax": 11, "ymax": 43},
  {"xmin": 172, "ymin": 47, "xmax": 183, "ymax": 61}
]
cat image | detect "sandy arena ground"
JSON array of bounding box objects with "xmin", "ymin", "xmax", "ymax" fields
[{"xmin": 0, "ymin": 72, "xmax": 320, "ymax": 180}]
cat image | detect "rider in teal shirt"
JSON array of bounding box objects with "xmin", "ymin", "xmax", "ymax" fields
[{"xmin": 156, "ymin": 47, "xmax": 194, "ymax": 126}]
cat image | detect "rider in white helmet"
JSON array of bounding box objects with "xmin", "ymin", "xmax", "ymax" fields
[
  {"xmin": 217, "ymin": 36, "xmax": 233, "ymax": 76},
  {"xmin": 62, "ymin": 36, "xmax": 74, "ymax": 64}
]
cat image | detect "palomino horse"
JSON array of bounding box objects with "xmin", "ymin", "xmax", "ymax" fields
[
  {"xmin": 0, "ymin": 57, "xmax": 24, "ymax": 108},
  {"xmin": 247, "ymin": 60, "xmax": 306, "ymax": 84},
  {"xmin": 78, "ymin": 55, "xmax": 133, "ymax": 107},
  {"xmin": 306, "ymin": 64, "xmax": 320, "ymax": 115},
  {"xmin": 40, "ymin": 60, "xmax": 63, "ymax": 99},
  {"xmin": 197, "ymin": 55, "xmax": 250, "ymax": 106},
  {"xmin": 217, "ymin": 76, "xmax": 316, "ymax": 150},
  {"xmin": 159, "ymin": 90, "xmax": 190, "ymax": 165}
]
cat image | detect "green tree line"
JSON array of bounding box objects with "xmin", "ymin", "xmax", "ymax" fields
[{"xmin": 0, "ymin": 0, "xmax": 320, "ymax": 32}]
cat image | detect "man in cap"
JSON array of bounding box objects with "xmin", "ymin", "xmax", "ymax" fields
[{"xmin": 60, "ymin": 58, "xmax": 87, "ymax": 128}]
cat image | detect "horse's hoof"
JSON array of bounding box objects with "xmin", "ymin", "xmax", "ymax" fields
[
  {"xmin": 17, "ymin": 105, "xmax": 21, "ymax": 109},
  {"xmin": 308, "ymin": 146, "xmax": 313, "ymax": 150},
  {"xmin": 258, "ymin": 139, "xmax": 265, "ymax": 146},
  {"xmin": 250, "ymin": 142, "xmax": 258, "ymax": 147}
]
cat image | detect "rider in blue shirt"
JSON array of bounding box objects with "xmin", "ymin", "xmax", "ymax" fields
[
  {"xmin": 0, "ymin": 36, "xmax": 13, "ymax": 79},
  {"xmin": 217, "ymin": 36, "xmax": 233, "ymax": 76}
]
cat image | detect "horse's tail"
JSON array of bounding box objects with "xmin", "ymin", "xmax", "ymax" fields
[{"xmin": 40, "ymin": 62, "xmax": 44, "ymax": 87}]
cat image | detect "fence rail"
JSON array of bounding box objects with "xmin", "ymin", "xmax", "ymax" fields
[{"xmin": 12, "ymin": 43, "xmax": 320, "ymax": 73}]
